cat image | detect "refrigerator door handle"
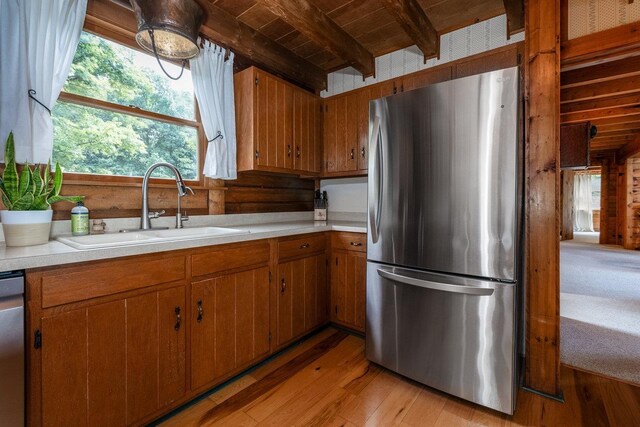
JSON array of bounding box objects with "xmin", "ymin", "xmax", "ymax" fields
[
  {"xmin": 368, "ymin": 115, "xmax": 382, "ymax": 243},
  {"xmin": 377, "ymin": 268, "xmax": 495, "ymax": 296}
]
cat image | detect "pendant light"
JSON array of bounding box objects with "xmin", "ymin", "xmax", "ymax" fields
[{"xmin": 129, "ymin": 0, "xmax": 204, "ymax": 80}]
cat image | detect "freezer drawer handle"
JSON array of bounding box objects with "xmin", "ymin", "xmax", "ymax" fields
[{"xmin": 377, "ymin": 269, "xmax": 494, "ymax": 296}]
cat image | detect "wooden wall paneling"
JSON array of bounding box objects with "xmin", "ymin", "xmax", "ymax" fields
[
  {"xmin": 224, "ymin": 172, "xmax": 315, "ymax": 214},
  {"xmin": 625, "ymin": 158, "xmax": 640, "ymax": 249},
  {"xmin": 561, "ymin": 171, "xmax": 575, "ymax": 241},
  {"xmin": 617, "ymin": 164, "xmax": 626, "ymax": 246},
  {"xmin": 524, "ymin": 0, "xmax": 561, "ymax": 396},
  {"xmin": 52, "ymin": 183, "xmax": 209, "ymax": 220},
  {"xmin": 599, "ymin": 159, "xmax": 610, "ymax": 243}
]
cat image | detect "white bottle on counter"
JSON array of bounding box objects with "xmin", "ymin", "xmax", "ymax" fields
[{"xmin": 71, "ymin": 202, "xmax": 90, "ymax": 236}]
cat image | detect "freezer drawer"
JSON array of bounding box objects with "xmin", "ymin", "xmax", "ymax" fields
[{"xmin": 366, "ymin": 262, "xmax": 517, "ymax": 414}]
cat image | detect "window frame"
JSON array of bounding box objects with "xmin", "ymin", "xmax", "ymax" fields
[{"xmin": 56, "ymin": 25, "xmax": 206, "ymax": 189}]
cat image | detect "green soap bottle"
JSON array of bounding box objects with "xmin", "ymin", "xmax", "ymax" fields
[{"xmin": 71, "ymin": 201, "xmax": 90, "ymax": 236}]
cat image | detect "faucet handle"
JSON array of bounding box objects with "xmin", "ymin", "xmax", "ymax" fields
[{"xmin": 148, "ymin": 210, "xmax": 166, "ymax": 219}]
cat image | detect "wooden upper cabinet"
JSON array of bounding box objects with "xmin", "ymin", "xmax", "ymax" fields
[
  {"xmin": 235, "ymin": 66, "xmax": 320, "ymax": 175},
  {"xmin": 323, "ymin": 91, "xmax": 362, "ymax": 175}
]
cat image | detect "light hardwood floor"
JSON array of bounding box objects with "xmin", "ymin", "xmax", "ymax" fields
[{"xmin": 156, "ymin": 328, "xmax": 640, "ymax": 426}]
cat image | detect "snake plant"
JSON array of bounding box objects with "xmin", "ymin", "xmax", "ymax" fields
[{"xmin": 0, "ymin": 132, "xmax": 84, "ymax": 210}]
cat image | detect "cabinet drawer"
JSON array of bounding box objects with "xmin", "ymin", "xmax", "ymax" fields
[
  {"xmin": 278, "ymin": 233, "xmax": 326, "ymax": 261},
  {"xmin": 191, "ymin": 241, "xmax": 270, "ymax": 278},
  {"xmin": 331, "ymin": 232, "xmax": 366, "ymax": 252},
  {"xmin": 40, "ymin": 256, "xmax": 186, "ymax": 308}
]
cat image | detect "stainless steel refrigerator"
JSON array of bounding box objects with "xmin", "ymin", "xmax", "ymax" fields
[{"xmin": 366, "ymin": 66, "xmax": 522, "ymax": 414}]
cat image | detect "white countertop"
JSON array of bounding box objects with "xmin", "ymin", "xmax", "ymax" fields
[{"xmin": 0, "ymin": 214, "xmax": 366, "ymax": 272}]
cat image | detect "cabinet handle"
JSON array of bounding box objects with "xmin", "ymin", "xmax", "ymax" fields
[
  {"xmin": 350, "ymin": 148, "xmax": 355, "ymax": 160},
  {"xmin": 255, "ymin": 150, "xmax": 259, "ymax": 159},
  {"xmin": 287, "ymin": 144, "xmax": 292, "ymax": 157},
  {"xmin": 361, "ymin": 147, "xmax": 366, "ymax": 158},
  {"xmin": 299, "ymin": 243, "xmax": 311, "ymax": 249},
  {"xmin": 296, "ymin": 145, "xmax": 301, "ymax": 158},
  {"xmin": 281, "ymin": 278, "xmax": 287, "ymax": 294},
  {"xmin": 174, "ymin": 306, "xmax": 181, "ymax": 331},
  {"xmin": 350, "ymin": 242, "xmax": 363, "ymax": 247},
  {"xmin": 196, "ymin": 300, "xmax": 203, "ymax": 323}
]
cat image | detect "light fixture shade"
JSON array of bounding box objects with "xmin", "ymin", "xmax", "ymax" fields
[{"xmin": 130, "ymin": 0, "xmax": 204, "ymax": 60}]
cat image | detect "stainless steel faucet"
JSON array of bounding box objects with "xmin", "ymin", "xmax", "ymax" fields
[{"xmin": 140, "ymin": 162, "xmax": 193, "ymax": 230}]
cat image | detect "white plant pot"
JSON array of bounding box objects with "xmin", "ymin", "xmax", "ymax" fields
[{"xmin": 0, "ymin": 210, "xmax": 53, "ymax": 247}]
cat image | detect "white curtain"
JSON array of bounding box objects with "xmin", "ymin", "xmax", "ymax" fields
[
  {"xmin": 190, "ymin": 40, "xmax": 237, "ymax": 180},
  {"xmin": 574, "ymin": 173, "xmax": 594, "ymax": 232},
  {"xmin": 0, "ymin": 0, "xmax": 87, "ymax": 163}
]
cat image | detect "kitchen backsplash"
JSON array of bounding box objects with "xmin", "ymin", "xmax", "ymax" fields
[{"xmin": 320, "ymin": 177, "xmax": 368, "ymax": 214}]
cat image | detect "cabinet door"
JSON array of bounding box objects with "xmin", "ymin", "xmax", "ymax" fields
[
  {"xmin": 191, "ymin": 267, "xmax": 270, "ymax": 390},
  {"xmin": 127, "ymin": 287, "xmax": 186, "ymax": 424},
  {"xmin": 303, "ymin": 254, "xmax": 327, "ymax": 331},
  {"xmin": 276, "ymin": 260, "xmax": 295, "ymax": 345},
  {"xmin": 323, "ymin": 97, "xmax": 338, "ymax": 173},
  {"xmin": 294, "ymin": 90, "xmax": 321, "ymax": 174},
  {"xmin": 330, "ymin": 251, "xmax": 366, "ymax": 331},
  {"xmin": 357, "ymin": 89, "xmax": 370, "ymax": 171},
  {"xmin": 340, "ymin": 93, "xmax": 359, "ymax": 172},
  {"xmin": 39, "ymin": 287, "xmax": 186, "ymax": 427},
  {"xmin": 256, "ymin": 71, "xmax": 293, "ymax": 169}
]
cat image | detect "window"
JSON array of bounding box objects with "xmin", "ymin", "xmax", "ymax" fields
[
  {"xmin": 591, "ymin": 174, "xmax": 601, "ymax": 210},
  {"xmin": 52, "ymin": 31, "xmax": 199, "ymax": 180}
]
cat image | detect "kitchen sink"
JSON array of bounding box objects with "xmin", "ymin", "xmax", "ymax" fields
[
  {"xmin": 56, "ymin": 226, "xmax": 249, "ymax": 249},
  {"xmin": 148, "ymin": 227, "xmax": 249, "ymax": 240}
]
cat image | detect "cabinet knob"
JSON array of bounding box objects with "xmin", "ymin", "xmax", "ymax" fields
[
  {"xmin": 296, "ymin": 145, "xmax": 301, "ymax": 158},
  {"xmin": 281, "ymin": 278, "xmax": 287, "ymax": 294},
  {"xmin": 361, "ymin": 147, "xmax": 366, "ymax": 158},
  {"xmin": 299, "ymin": 243, "xmax": 311, "ymax": 249},
  {"xmin": 350, "ymin": 148, "xmax": 355, "ymax": 160},
  {"xmin": 174, "ymin": 306, "xmax": 182, "ymax": 331},
  {"xmin": 350, "ymin": 242, "xmax": 363, "ymax": 247},
  {"xmin": 196, "ymin": 300, "xmax": 203, "ymax": 323},
  {"xmin": 287, "ymin": 144, "xmax": 292, "ymax": 157}
]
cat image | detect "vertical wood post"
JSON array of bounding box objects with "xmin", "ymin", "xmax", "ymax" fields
[{"xmin": 524, "ymin": 0, "xmax": 561, "ymax": 395}]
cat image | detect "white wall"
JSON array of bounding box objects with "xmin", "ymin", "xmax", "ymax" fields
[
  {"xmin": 321, "ymin": 14, "xmax": 524, "ymax": 98},
  {"xmin": 320, "ymin": 177, "xmax": 367, "ymax": 214},
  {"xmin": 568, "ymin": 0, "xmax": 640, "ymax": 39}
]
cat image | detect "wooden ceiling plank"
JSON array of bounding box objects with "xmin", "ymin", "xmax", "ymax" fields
[
  {"xmin": 560, "ymin": 93, "xmax": 640, "ymax": 114},
  {"xmin": 591, "ymin": 113, "xmax": 640, "ymax": 126},
  {"xmin": 596, "ymin": 122, "xmax": 640, "ymax": 132},
  {"xmin": 194, "ymin": 1, "xmax": 327, "ymax": 90},
  {"xmin": 561, "ymin": 56, "xmax": 640, "ymax": 88},
  {"xmin": 260, "ymin": 0, "xmax": 375, "ymax": 77},
  {"xmin": 561, "ymin": 75, "xmax": 640, "ymax": 103},
  {"xmin": 561, "ymin": 105, "xmax": 640, "ymax": 123},
  {"xmin": 502, "ymin": 0, "xmax": 525, "ymax": 36},
  {"xmin": 379, "ymin": 0, "xmax": 439, "ymax": 60}
]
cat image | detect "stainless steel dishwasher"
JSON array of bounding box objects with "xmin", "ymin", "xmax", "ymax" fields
[{"xmin": 0, "ymin": 272, "xmax": 25, "ymax": 426}]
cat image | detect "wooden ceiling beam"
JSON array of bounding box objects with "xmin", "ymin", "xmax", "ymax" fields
[
  {"xmin": 260, "ymin": 0, "xmax": 375, "ymax": 77},
  {"xmin": 561, "ymin": 22, "xmax": 640, "ymax": 68},
  {"xmin": 502, "ymin": 0, "xmax": 524, "ymax": 36},
  {"xmin": 379, "ymin": 0, "xmax": 439, "ymax": 60},
  {"xmin": 560, "ymin": 93, "xmax": 640, "ymax": 115},
  {"xmin": 194, "ymin": 1, "xmax": 327, "ymax": 90},
  {"xmin": 561, "ymin": 56, "xmax": 640, "ymax": 88},
  {"xmin": 561, "ymin": 75, "xmax": 640, "ymax": 103}
]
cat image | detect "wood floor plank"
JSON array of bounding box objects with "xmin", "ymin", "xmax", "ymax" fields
[
  {"xmin": 197, "ymin": 330, "xmax": 348, "ymax": 425},
  {"xmin": 363, "ymin": 376, "xmax": 421, "ymax": 426},
  {"xmin": 339, "ymin": 370, "xmax": 403, "ymax": 425},
  {"xmin": 160, "ymin": 330, "xmax": 640, "ymax": 427},
  {"xmin": 247, "ymin": 336, "xmax": 364, "ymax": 422},
  {"xmin": 401, "ymin": 388, "xmax": 447, "ymax": 427}
]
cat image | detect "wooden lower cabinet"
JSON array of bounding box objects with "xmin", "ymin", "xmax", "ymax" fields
[
  {"xmin": 38, "ymin": 285, "xmax": 185, "ymax": 427},
  {"xmin": 190, "ymin": 266, "xmax": 270, "ymax": 390},
  {"xmin": 276, "ymin": 254, "xmax": 327, "ymax": 347},
  {"xmin": 330, "ymin": 233, "xmax": 367, "ymax": 332},
  {"xmin": 28, "ymin": 233, "xmax": 368, "ymax": 426}
]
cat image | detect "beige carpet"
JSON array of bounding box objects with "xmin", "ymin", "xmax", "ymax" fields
[{"xmin": 560, "ymin": 239, "xmax": 640, "ymax": 384}]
